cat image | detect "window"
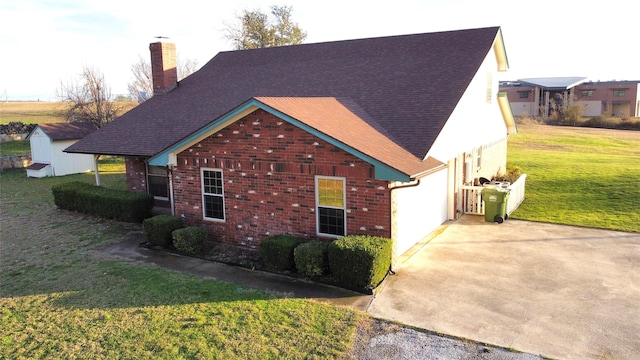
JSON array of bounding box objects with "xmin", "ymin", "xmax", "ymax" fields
[
  {"xmin": 202, "ymin": 168, "xmax": 225, "ymax": 221},
  {"xmin": 613, "ymin": 90, "xmax": 625, "ymax": 97},
  {"xmin": 518, "ymin": 91, "xmax": 529, "ymax": 99},
  {"xmin": 476, "ymin": 146, "xmax": 483, "ymax": 170},
  {"xmin": 316, "ymin": 176, "xmax": 346, "ymax": 236},
  {"xmin": 581, "ymin": 90, "xmax": 594, "ymax": 97},
  {"xmin": 147, "ymin": 165, "xmax": 168, "ymax": 198}
]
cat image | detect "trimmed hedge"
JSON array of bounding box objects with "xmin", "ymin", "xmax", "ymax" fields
[
  {"xmin": 51, "ymin": 181, "xmax": 153, "ymax": 222},
  {"xmin": 259, "ymin": 235, "xmax": 303, "ymax": 271},
  {"xmin": 172, "ymin": 227, "xmax": 207, "ymax": 255},
  {"xmin": 328, "ymin": 235, "xmax": 392, "ymax": 290},
  {"xmin": 294, "ymin": 241, "xmax": 329, "ymax": 277},
  {"xmin": 142, "ymin": 215, "xmax": 183, "ymax": 248}
]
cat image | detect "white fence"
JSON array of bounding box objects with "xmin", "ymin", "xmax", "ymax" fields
[
  {"xmin": 506, "ymin": 174, "xmax": 527, "ymax": 215},
  {"xmin": 461, "ymin": 174, "xmax": 527, "ymax": 216}
]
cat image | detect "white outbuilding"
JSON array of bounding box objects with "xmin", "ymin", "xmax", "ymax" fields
[{"xmin": 25, "ymin": 122, "xmax": 96, "ymax": 177}]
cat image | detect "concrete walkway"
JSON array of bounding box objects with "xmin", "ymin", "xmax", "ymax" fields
[
  {"xmin": 97, "ymin": 234, "xmax": 373, "ymax": 311},
  {"xmin": 368, "ymin": 215, "xmax": 640, "ymax": 360}
]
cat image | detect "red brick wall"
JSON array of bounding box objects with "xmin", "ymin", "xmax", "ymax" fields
[
  {"xmin": 172, "ymin": 109, "xmax": 391, "ymax": 249},
  {"xmin": 125, "ymin": 156, "xmax": 147, "ymax": 193}
]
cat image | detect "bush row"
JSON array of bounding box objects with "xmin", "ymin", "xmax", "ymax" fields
[
  {"xmin": 142, "ymin": 215, "xmax": 207, "ymax": 255},
  {"xmin": 140, "ymin": 215, "xmax": 392, "ymax": 292},
  {"xmin": 52, "ymin": 181, "xmax": 153, "ymax": 222},
  {"xmin": 259, "ymin": 234, "xmax": 392, "ymax": 291}
]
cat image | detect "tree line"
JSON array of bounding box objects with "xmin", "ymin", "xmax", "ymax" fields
[{"xmin": 59, "ymin": 5, "xmax": 306, "ymax": 129}]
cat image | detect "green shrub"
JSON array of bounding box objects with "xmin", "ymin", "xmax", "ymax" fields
[
  {"xmin": 172, "ymin": 227, "xmax": 207, "ymax": 255},
  {"xmin": 328, "ymin": 235, "xmax": 392, "ymax": 291},
  {"xmin": 583, "ymin": 116, "xmax": 618, "ymax": 129},
  {"xmin": 51, "ymin": 181, "xmax": 153, "ymax": 222},
  {"xmin": 259, "ymin": 235, "xmax": 303, "ymax": 271},
  {"xmin": 294, "ymin": 241, "xmax": 329, "ymax": 277},
  {"xmin": 142, "ymin": 215, "xmax": 183, "ymax": 248},
  {"xmin": 494, "ymin": 164, "xmax": 523, "ymax": 183}
]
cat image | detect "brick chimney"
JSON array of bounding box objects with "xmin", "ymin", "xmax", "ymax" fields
[{"xmin": 149, "ymin": 42, "xmax": 177, "ymax": 95}]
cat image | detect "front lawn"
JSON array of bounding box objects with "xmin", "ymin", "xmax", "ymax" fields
[
  {"xmin": 0, "ymin": 167, "xmax": 361, "ymax": 359},
  {"xmin": 508, "ymin": 124, "xmax": 640, "ymax": 232}
]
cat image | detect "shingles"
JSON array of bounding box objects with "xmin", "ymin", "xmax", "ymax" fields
[
  {"xmin": 66, "ymin": 26, "xmax": 500, "ymax": 161},
  {"xmin": 36, "ymin": 122, "xmax": 96, "ymax": 141}
]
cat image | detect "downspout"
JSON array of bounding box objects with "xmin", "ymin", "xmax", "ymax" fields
[
  {"xmin": 386, "ymin": 164, "xmax": 448, "ymax": 271},
  {"xmin": 93, "ymin": 154, "xmax": 101, "ymax": 186},
  {"xmin": 168, "ymin": 165, "xmax": 175, "ymax": 215},
  {"xmin": 387, "ymin": 179, "xmax": 420, "ymax": 273}
]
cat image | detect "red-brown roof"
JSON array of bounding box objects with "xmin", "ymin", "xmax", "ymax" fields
[
  {"xmin": 30, "ymin": 122, "xmax": 96, "ymax": 141},
  {"xmin": 254, "ymin": 97, "xmax": 443, "ymax": 176},
  {"xmin": 66, "ymin": 27, "xmax": 502, "ymax": 167}
]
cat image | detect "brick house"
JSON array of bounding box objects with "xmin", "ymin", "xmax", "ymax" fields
[
  {"xmin": 500, "ymin": 77, "xmax": 640, "ymax": 117},
  {"xmin": 66, "ymin": 27, "xmax": 515, "ymax": 265}
]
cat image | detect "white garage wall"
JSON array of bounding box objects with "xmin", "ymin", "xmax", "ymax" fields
[
  {"xmin": 392, "ymin": 168, "xmax": 448, "ymax": 258},
  {"xmin": 50, "ymin": 140, "xmax": 95, "ymax": 176},
  {"xmin": 426, "ymin": 49, "xmax": 509, "ymax": 163}
]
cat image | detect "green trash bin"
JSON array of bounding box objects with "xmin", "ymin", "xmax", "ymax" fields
[{"xmin": 481, "ymin": 187, "xmax": 510, "ymax": 223}]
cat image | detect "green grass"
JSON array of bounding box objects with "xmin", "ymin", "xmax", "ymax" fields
[
  {"xmin": 0, "ymin": 140, "xmax": 30, "ymax": 156},
  {"xmin": 0, "ymin": 164, "xmax": 361, "ymax": 359},
  {"xmin": 508, "ymin": 124, "xmax": 640, "ymax": 232}
]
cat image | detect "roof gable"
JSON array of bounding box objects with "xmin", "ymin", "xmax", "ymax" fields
[
  {"xmin": 66, "ymin": 26, "xmax": 503, "ymax": 163},
  {"xmin": 28, "ymin": 122, "xmax": 96, "ymax": 141},
  {"xmin": 150, "ymin": 97, "xmax": 444, "ymax": 181}
]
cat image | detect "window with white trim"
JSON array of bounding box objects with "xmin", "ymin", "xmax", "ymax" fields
[
  {"xmin": 147, "ymin": 165, "xmax": 168, "ymax": 199},
  {"xmin": 315, "ymin": 176, "xmax": 346, "ymax": 237},
  {"xmin": 202, "ymin": 168, "xmax": 225, "ymax": 221}
]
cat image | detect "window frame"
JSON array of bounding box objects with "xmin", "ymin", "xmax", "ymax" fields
[
  {"xmin": 315, "ymin": 176, "xmax": 346, "ymax": 237},
  {"xmin": 518, "ymin": 91, "xmax": 529, "ymax": 99},
  {"xmin": 147, "ymin": 165, "xmax": 169, "ymax": 200},
  {"xmin": 613, "ymin": 90, "xmax": 625, "ymax": 97},
  {"xmin": 201, "ymin": 168, "xmax": 225, "ymax": 222}
]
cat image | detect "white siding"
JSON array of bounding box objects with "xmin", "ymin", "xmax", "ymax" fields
[
  {"xmin": 392, "ymin": 168, "xmax": 448, "ymax": 257},
  {"xmin": 426, "ymin": 50, "xmax": 509, "ymax": 164},
  {"xmin": 29, "ymin": 129, "xmax": 52, "ymax": 164},
  {"xmin": 50, "ymin": 140, "xmax": 95, "ymax": 176}
]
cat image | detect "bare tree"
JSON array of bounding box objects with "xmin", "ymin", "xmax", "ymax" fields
[
  {"xmin": 58, "ymin": 66, "xmax": 122, "ymax": 129},
  {"xmin": 128, "ymin": 55, "xmax": 200, "ymax": 102},
  {"xmin": 223, "ymin": 5, "xmax": 307, "ymax": 50}
]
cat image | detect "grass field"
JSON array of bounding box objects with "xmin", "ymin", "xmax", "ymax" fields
[
  {"xmin": 0, "ymin": 165, "xmax": 362, "ymax": 359},
  {"xmin": 0, "ymin": 101, "xmax": 136, "ymax": 124},
  {"xmin": 508, "ymin": 124, "xmax": 640, "ymax": 232}
]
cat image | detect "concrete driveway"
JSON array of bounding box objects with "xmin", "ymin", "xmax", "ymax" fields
[{"xmin": 368, "ymin": 215, "xmax": 640, "ymax": 360}]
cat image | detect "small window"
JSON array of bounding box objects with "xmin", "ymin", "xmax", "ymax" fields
[
  {"xmin": 518, "ymin": 91, "xmax": 529, "ymax": 99},
  {"xmin": 147, "ymin": 165, "xmax": 168, "ymax": 199},
  {"xmin": 476, "ymin": 147, "xmax": 483, "ymax": 170},
  {"xmin": 202, "ymin": 168, "xmax": 225, "ymax": 221},
  {"xmin": 316, "ymin": 176, "xmax": 346, "ymax": 237},
  {"xmin": 581, "ymin": 90, "xmax": 594, "ymax": 97},
  {"xmin": 613, "ymin": 90, "xmax": 625, "ymax": 97}
]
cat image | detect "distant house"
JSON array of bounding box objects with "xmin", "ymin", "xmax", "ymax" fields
[
  {"xmin": 500, "ymin": 77, "xmax": 640, "ymax": 117},
  {"xmin": 26, "ymin": 122, "xmax": 96, "ymax": 178},
  {"xmin": 66, "ymin": 27, "xmax": 515, "ymax": 264}
]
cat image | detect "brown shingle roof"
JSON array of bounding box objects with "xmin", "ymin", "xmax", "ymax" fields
[
  {"xmin": 31, "ymin": 122, "xmax": 96, "ymax": 141},
  {"xmin": 66, "ymin": 26, "xmax": 501, "ymax": 163}
]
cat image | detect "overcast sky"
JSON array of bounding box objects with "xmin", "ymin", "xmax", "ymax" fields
[{"xmin": 1, "ymin": 0, "xmax": 637, "ymax": 101}]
